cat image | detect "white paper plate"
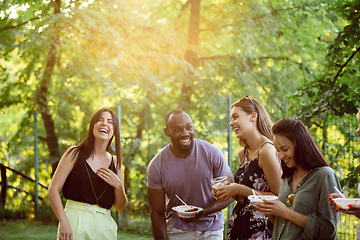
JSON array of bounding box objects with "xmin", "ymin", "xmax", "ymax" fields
[
  {"xmin": 172, "ymin": 205, "xmax": 203, "ymax": 218},
  {"xmin": 248, "ymin": 195, "xmax": 278, "ymax": 203},
  {"xmin": 333, "ymin": 198, "xmax": 360, "ymax": 210}
]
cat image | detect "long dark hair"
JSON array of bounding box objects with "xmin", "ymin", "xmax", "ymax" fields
[
  {"xmin": 272, "ymin": 118, "xmax": 329, "ymax": 178},
  {"xmin": 67, "ymin": 108, "xmax": 121, "ymax": 172}
]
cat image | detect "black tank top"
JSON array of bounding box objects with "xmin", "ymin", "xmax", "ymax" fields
[{"xmin": 62, "ymin": 156, "xmax": 116, "ymax": 209}]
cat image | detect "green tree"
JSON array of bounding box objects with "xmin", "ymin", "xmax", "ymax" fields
[
  {"xmin": 1, "ymin": 0, "xmax": 358, "ymax": 220},
  {"xmin": 290, "ymin": 0, "xmax": 360, "ymax": 190}
]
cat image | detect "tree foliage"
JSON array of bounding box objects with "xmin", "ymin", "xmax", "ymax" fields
[
  {"xmin": 293, "ymin": 0, "xmax": 360, "ymax": 124},
  {"xmin": 0, "ymin": 0, "xmax": 359, "ymax": 220}
]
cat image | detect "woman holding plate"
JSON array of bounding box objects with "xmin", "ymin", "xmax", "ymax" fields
[
  {"xmin": 329, "ymin": 108, "xmax": 360, "ymax": 239},
  {"xmin": 212, "ymin": 96, "xmax": 282, "ymax": 240},
  {"xmin": 255, "ymin": 118, "xmax": 341, "ymax": 240}
]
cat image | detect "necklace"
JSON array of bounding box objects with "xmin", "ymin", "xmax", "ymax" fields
[
  {"xmin": 292, "ymin": 169, "xmax": 311, "ymax": 192},
  {"xmin": 84, "ymin": 162, "xmax": 108, "ymax": 205},
  {"xmin": 292, "ymin": 178, "xmax": 299, "ymax": 192},
  {"xmin": 292, "ymin": 171, "xmax": 301, "ymax": 192}
]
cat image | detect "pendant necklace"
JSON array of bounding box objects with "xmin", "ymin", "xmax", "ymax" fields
[{"xmin": 84, "ymin": 161, "xmax": 108, "ymax": 205}]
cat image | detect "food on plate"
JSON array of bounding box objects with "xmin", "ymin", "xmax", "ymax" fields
[
  {"xmin": 172, "ymin": 205, "xmax": 203, "ymax": 218},
  {"xmin": 185, "ymin": 207, "xmax": 199, "ymax": 212}
]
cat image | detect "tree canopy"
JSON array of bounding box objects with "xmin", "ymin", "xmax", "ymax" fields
[{"xmin": 0, "ymin": 0, "xmax": 359, "ymax": 219}]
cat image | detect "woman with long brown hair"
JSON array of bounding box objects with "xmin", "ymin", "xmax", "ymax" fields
[
  {"xmin": 213, "ymin": 96, "xmax": 282, "ymax": 239},
  {"xmin": 47, "ymin": 108, "xmax": 127, "ymax": 240}
]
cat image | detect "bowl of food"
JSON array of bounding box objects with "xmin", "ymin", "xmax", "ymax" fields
[
  {"xmin": 333, "ymin": 198, "xmax": 360, "ymax": 210},
  {"xmin": 172, "ymin": 205, "xmax": 203, "ymax": 218},
  {"xmin": 248, "ymin": 195, "xmax": 278, "ymax": 203}
]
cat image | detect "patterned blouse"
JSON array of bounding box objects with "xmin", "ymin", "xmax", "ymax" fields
[{"xmin": 227, "ymin": 142, "xmax": 273, "ymax": 240}]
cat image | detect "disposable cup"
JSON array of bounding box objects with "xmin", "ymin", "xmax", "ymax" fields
[{"xmin": 211, "ymin": 176, "xmax": 228, "ymax": 189}]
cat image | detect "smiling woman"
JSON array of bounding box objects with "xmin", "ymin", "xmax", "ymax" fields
[
  {"xmin": 93, "ymin": 111, "xmax": 114, "ymax": 142},
  {"xmin": 213, "ymin": 96, "xmax": 282, "ymax": 240},
  {"xmin": 254, "ymin": 118, "xmax": 341, "ymax": 240},
  {"xmin": 47, "ymin": 108, "xmax": 127, "ymax": 240}
]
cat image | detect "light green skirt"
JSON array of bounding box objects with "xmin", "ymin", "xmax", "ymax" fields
[{"xmin": 57, "ymin": 200, "xmax": 117, "ymax": 240}]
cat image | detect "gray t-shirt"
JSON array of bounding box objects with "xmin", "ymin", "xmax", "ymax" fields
[{"xmin": 147, "ymin": 139, "xmax": 231, "ymax": 231}]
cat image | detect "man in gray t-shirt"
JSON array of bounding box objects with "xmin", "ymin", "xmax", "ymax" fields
[{"xmin": 147, "ymin": 109, "xmax": 234, "ymax": 240}]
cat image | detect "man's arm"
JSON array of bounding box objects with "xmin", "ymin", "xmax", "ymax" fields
[
  {"xmin": 148, "ymin": 187, "xmax": 167, "ymax": 240},
  {"xmin": 204, "ymin": 170, "xmax": 234, "ymax": 215}
]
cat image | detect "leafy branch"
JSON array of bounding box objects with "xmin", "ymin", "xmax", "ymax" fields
[
  {"xmin": 0, "ymin": 16, "xmax": 41, "ymax": 32},
  {"xmin": 332, "ymin": 47, "xmax": 360, "ymax": 87},
  {"xmin": 341, "ymin": 153, "xmax": 360, "ymax": 189},
  {"xmin": 200, "ymin": 2, "xmax": 328, "ymax": 32}
]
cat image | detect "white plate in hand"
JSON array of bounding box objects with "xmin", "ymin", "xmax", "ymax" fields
[
  {"xmin": 172, "ymin": 205, "xmax": 203, "ymax": 218},
  {"xmin": 333, "ymin": 198, "xmax": 360, "ymax": 210},
  {"xmin": 248, "ymin": 195, "xmax": 278, "ymax": 203}
]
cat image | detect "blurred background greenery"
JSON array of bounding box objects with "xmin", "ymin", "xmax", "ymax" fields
[{"xmin": 1, "ymin": 0, "xmax": 360, "ymax": 238}]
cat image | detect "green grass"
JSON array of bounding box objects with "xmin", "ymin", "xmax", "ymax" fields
[{"xmin": 0, "ymin": 219, "xmax": 153, "ymax": 240}]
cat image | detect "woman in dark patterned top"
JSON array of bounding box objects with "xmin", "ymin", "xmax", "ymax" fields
[
  {"xmin": 213, "ymin": 96, "xmax": 282, "ymax": 240},
  {"xmin": 47, "ymin": 108, "xmax": 127, "ymax": 240}
]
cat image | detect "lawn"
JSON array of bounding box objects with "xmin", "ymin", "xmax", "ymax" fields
[{"xmin": 0, "ymin": 219, "xmax": 153, "ymax": 240}]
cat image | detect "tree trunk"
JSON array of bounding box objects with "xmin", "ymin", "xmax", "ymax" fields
[
  {"xmin": 36, "ymin": 0, "xmax": 61, "ymax": 175},
  {"xmin": 181, "ymin": 0, "xmax": 201, "ymax": 110},
  {"xmin": 188, "ymin": 0, "xmax": 201, "ymax": 47},
  {"xmin": 0, "ymin": 164, "xmax": 6, "ymax": 208}
]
